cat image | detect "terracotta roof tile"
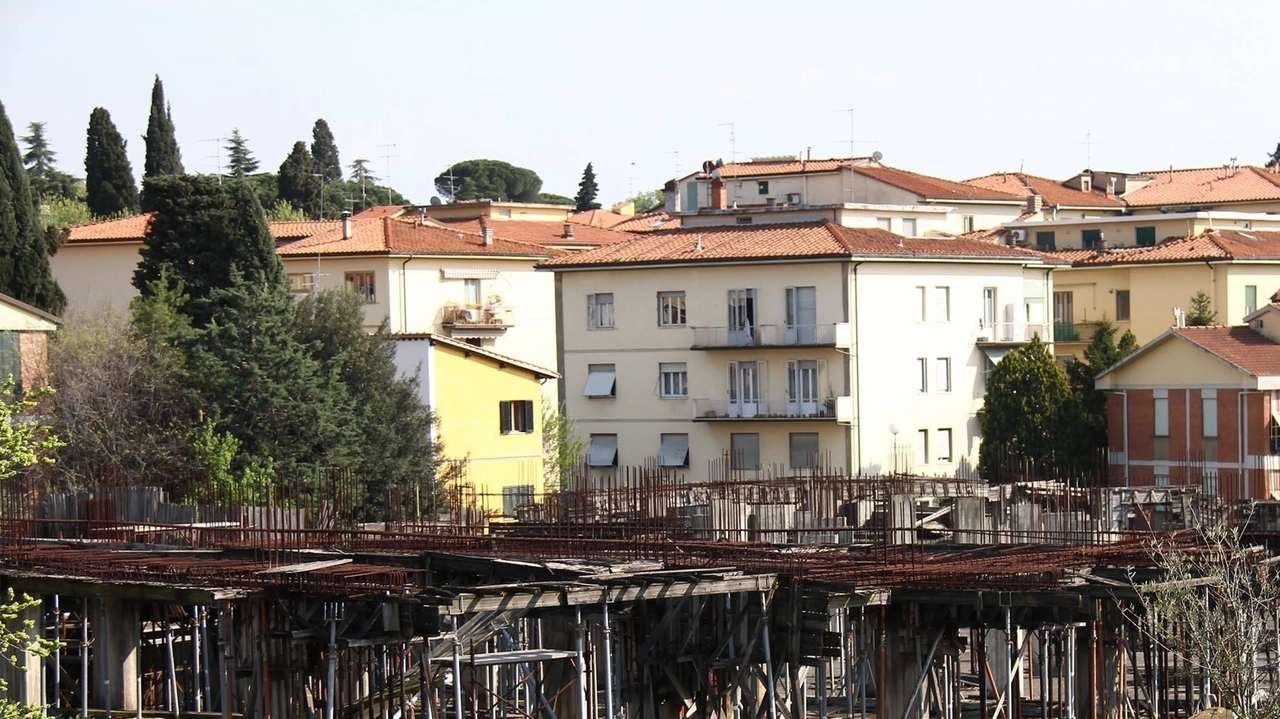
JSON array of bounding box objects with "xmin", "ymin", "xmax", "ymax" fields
[
  {"xmin": 611, "ymin": 212, "xmax": 682, "ymax": 233},
  {"xmin": 1172, "ymin": 326, "xmax": 1280, "ymax": 376},
  {"xmin": 1122, "ymin": 166, "xmax": 1280, "ymax": 207},
  {"xmin": 569, "ymin": 209, "xmax": 632, "ymax": 229},
  {"xmin": 540, "ymin": 220, "xmax": 1045, "ymax": 269},
  {"xmin": 964, "ymin": 172, "xmax": 1124, "ymax": 208},
  {"xmin": 277, "ymin": 217, "xmax": 562, "ymax": 258},
  {"xmin": 65, "ymin": 214, "xmax": 344, "ymax": 242},
  {"xmin": 1039, "ymin": 229, "xmax": 1280, "ymax": 267},
  {"xmin": 433, "ymin": 218, "xmax": 636, "ymax": 247},
  {"xmin": 352, "ymin": 205, "xmax": 408, "ymax": 219},
  {"xmin": 851, "ymin": 164, "xmax": 1025, "ymax": 201},
  {"xmin": 269, "ymin": 220, "xmax": 343, "ymax": 239},
  {"xmin": 708, "ymin": 157, "xmax": 859, "ymax": 179}
]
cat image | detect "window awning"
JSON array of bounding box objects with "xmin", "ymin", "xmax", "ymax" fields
[
  {"xmin": 982, "ymin": 347, "xmax": 1011, "ymax": 364},
  {"xmin": 657, "ymin": 434, "xmax": 689, "ymax": 467},
  {"xmin": 441, "ymin": 268, "xmax": 501, "ymax": 279},
  {"xmin": 449, "ymin": 327, "xmax": 506, "ymax": 339},
  {"xmin": 583, "ymin": 367, "xmax": 616, "ymax": 397},
  {"xmin": 1023, "ymin": 279, "xmax": 1045, "ymax": 300},
  {"xmin": 588, "ymin": 435, "xmax": 618, "ymax": 467}
]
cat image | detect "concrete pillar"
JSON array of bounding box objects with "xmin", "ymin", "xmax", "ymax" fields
[
  {"xmin": 953, "ymin": 497, "xmax": 988, "ymax": 544},
  {"xmin": 0, "ymin": 600, "xmax": 43, "ymax": 706},
  {"xmin": 93, "ymin": 599, "xmax": 140, "ymax": 711},
  {"xmin": 890, "ymin": 495, "xmax": 915, "ymax": 545}
]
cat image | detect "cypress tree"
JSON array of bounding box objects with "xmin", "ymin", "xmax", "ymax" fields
[
  {"xmin": 84, "ymin": 107, "xmax": 139, "ymax": 217},
  {"xmin": 224, "ymin": 128, "xmax": 258, "ymax": 177},
  {"xmin": 20, "ymin": 121, "xmax": 78, "ymax": 201},
  {"xmin": 310, "ymin": 119, "xmax": 341, "ymax": 181},
  {"xmin": 277, "ymin": 141, "xmax": 320, "ymax": 217},
  {"xmin": 574, "ymin": 162, "xmax": 601, "ymax": 211},
  {"xmin": 143, "ymin": 75, "xmax": 183, "ymax": 178},
  {"xmin": 0, "ymin": 100, "xmax": 65, "ymax": 314}
]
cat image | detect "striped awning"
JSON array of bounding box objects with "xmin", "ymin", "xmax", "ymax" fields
[{"xmin": 441, "ymin": 268, "xmax": 501, "ymax": 279}]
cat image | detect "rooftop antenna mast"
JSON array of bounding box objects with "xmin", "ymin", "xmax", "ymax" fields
[
  {"xmin": 717, "ymin": 122, "xmax": 736, "ymax": 163},
  {"xmin": 202, "ymin": 137, "xmax": 226, "ymax": 185},
  {"xmin": 627, "ymin": 161, "xmax": 635, "ymax": 198},
  {"xmin": 1078, "ymin": 131, "xmax": 1104, "ymax": 169},
  {"xmin": 835, "ymin": 109, "xmax": 878, "ymax": 203},
  {"xmin": 378, "ymin": 143, "xmax": 397, "ymax": 205}
]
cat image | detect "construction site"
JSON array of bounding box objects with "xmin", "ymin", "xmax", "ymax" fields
[{"xmin": 0, "ymin": 466, "xmax": 1272, "ymax": 719}]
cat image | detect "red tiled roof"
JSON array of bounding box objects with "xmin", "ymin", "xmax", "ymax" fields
[
  {"xmin": 352, "ymin": 205, "xmax": 408, "ymax": 219},
  {"xmin": 277, "ymin": 217, "xmax": 562, "ymax": 258},
  {"xmin": 396, "ymin": 333, "xmax": 559, "ymax": 379},
  {"xmin": 569, "ymin": 209, "xmax": 631, "ymax": 229},
  {"xmin": 611, "ymin": 212, "xmax": 682, "ymax": 233},
  {"xmin": 432, "ymin": 218, "xmax": 636, "ymax": 247},
  {"xmin": 1171, "ymin": 326, "xmax": 1280, "ymax": 377},
  {"xmin": 539, "ymin": 220, "xmax": 1046, "ymax": 268},
  {"xmin": 269, "ymin": 220, "xmax": 343, "ymax": 240},
  {"xmin": 709, "ymin": 157, "xmax": 860, "ymax": 179},
  {"xmin": 1122, "ymin": 166, "xmax": 1280, "ymax": 207},
  {"xmin": 1040, "ymin": 230, "xmax": 1280, "ymax": 267},
  {"xmin": 65, "ymin": 214, "xmax": 343, "ymax": 242},
  {"xmin": 852, "ymin": 164, "xmax": 1025, "ymax": 201},
  {"xmin": 964, "ymin": 172, "xmax": 1124, "ymax": 208}
]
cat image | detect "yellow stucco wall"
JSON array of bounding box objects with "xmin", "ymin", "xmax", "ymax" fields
[
  {"xmin": 50, "ymin": 241, "xmax": 144, "ymax": 313},
  {"xmin": 1096, "ymin": 336, "xmax": 1249, "ymax": 389},
  {"xmin": 432, "ymin": 342, "xmax": 546, "ymax": 516}
]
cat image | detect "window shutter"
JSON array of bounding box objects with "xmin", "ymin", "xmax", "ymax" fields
[
  {"xmin": 817, "ymin": 359, "xmax": 828, "ymax": 394},
  {"xmin": 500, "ymin": 401, "xmax": 511, "ymax": 434},
  {"xmin": 586, "ymin": 294, "xmax": 595, "ymax": 327},
  {"xmin": 786, "ymin": 360, "xmax": 796, "ymax": 398},
  {"xmin": 726, "ymin": 362, "xmax": 737, "ymax": 400},
  {"xmin": 758, "ymin": 360, "xmax": 768, "ymax": 401},
  {"xmin": 523, "ymin": 401, "xmax": 534, "ymax": 433}
]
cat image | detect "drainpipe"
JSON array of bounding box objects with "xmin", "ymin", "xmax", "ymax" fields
[
  {"xmin": 452, "ymin": 616, "xmax": 464, "ymax": 719},
  {"xmin": 601, "ymin": 602, "xmax": 615, "ymax": 719},
  {"xmin": 1205, "ymin": 260, "xmax": 1216, "ymax": 320},
  {"xmin": 852, "ymin": 262, "xmax": 864, "ymax": 474},
  {"xmin": 1122, "ymin": 390, "xmax": 1130, "ymax": 486},
  {"xmin": 401, "ymin": 256, "xmax": 414, "ymax": 332}
]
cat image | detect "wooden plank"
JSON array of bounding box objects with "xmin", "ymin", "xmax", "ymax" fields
[{"xmin": 254, "ymin": 558, "xmax": 353, "ymax": 575}]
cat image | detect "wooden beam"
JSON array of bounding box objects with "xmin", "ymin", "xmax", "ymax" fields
[{"xmin": 254, "ymin": 558, "xmax": 353, "ymax": 575}]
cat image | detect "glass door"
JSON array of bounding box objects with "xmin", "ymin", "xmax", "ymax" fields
[
  {"xmin": 785, "ymin": 287, "xmax": 817, "ymax": 344},
  {"xmin": 728, "ymin": 289, "xmax": 757, "ymax": 345},
  {"xmin": 788, "ymin": 360, "xmax": 820, "ymax": 416}
]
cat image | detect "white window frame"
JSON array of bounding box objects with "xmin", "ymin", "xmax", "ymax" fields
[
  {"xmin": 875, "ymin": 217, "xmax": 892, "ymax": 231},
  {"xmin": 345, "ymin": 271, "xmax": 376, "ymax": 303},
  {"xmin": 658, "ymin": 291, "xmax": 686, "ymax": 327},
  {"xmin": 901, "ymin": 218, "xmax": 917, "ymax": 237},
  {"xmin": 658, "ymin": 362, "xmax": 688, "ymax": 398},
  {"xmin": 962, "ymin": 215, "xmax": 975, "ymax": 233},
  {"xmin": 1154, "ymin": 393, "xmax": 1169, "ymax": 437},
  {"xmin": 916, "ymin": 429, "xmax": 929, "ymax": 467},
  {"xmin": 937, "ymin": 428, "xmax": 953, "ymax": 463},
  {"xmin": 289, "ymin": 272, "xmax": 316, "ymax": 294},
  {"xmin": 587, "ymin": 293, "xmax": 615, "ymax": 330},
  {"xmin": 934, "ymin": 286, "xmax": 950, "ymax": 322},
  {"xmin": 1203, "ymin": 389, "xmax": 1218, "ymax": 438},
  {"xmin": 915, "ymin": 286, "xmax": 927, "ymax": 323},
  {"xmin": 917, "ymin": 358, "xmax": 928, "ymax": 394},
  {"xmin": 936, "ymin": 358, "xmax": 951, "ymax": 393}
]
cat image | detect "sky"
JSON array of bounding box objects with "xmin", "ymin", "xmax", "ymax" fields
[{"xmin": 2, "ymin": 0, "xmax": 1277, "ymax": 209}]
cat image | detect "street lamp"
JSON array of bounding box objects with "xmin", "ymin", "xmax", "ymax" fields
[{"xmin": 889, "ymin": 423, "xmax": 900, "ymax": 476}]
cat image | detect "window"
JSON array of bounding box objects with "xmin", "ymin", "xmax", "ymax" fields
[
  {"xmin": 345, "ymin": 271, "xmax": 376, "ymax": 303},
  {"xmin": 684, "ymin": 182, "xmax": 699, "ymax": 212},
  {"xmin": 587, "ymin": 293, "xmax": 615, "ymax": 329},
  {"xmin": 757, "ymin": 181, "xmax": 769, "ymax": 195},
  {"xmin": 1082, "ymin": 229, "xmax": 1102, "ymax": 250},
  {"xmin": 983, "ymin": 287, "xmax": 997, "ymax": 329},
  {"xmin": 583, "ymin": 364, "xmax": 616, "ymax": 398},
  {"xmin": 915, "ymin": 286, "xmax": 927, "ymax": 322},
  {"xmin": 1135, "ymin": 226, "xmax": 1156, "ymax": 247},
  {"xmin": 588, "ymin": 434, "xmax": 618, "ymax": 467},
  {"xmin": 1154, "ymin": 395, "xmax": 1169, "ymax": 437},
  {"xmin": 936, "ymin": 358, "xmax": 951, "ymax": 393},
  {"xmin": 875, "ymin": 217, "xmax": 892, "ymax": 231},
  {"xmin": 915, "ymin": 430, "xmax": 929, "ymax": 467},
  {"xmin": 658, "ymin": 291, "xmax": 686, "ymax": 327},
  {"xmin": 1053, "ymin": 291, "xmax": 1074, "ymax": 324},
  {"xmin": 962, "ymin": 215, "xmax": 975, "ymax": 233},
  {"xmin": 1203, "ymin": 390, "xmax": 1218, "ymax": 438},
  {"xmin": 934, "ymin": 286, "xmax": 950, "ymax": 322},
  {"xmin": 1116, "ymin": 290, "xmax": 1131, "ymax": 322},
  {"xmin": 727, "ymin": 289, "xmax": 757, "ymax": 343},
  {"xmin": 1155, "ymin": 473, "xmax": 1170, "ymax": 487},
  {"xmin": 917, "ymin": 358, "xmax": 928, "ymax": 393},
  {"xmin": 789, "ymin": 433, "xmax": 820, "ymax": 469},
  {"xmin": 502, "ymin": 485, "xmax": 535, "ymax": 516},
  {"xmin": 1035, "ymin": 231, "xmax": 1056, "ymax": 251},
  {"xmin": 658, "ymin": 434, "xmax": 690, "ymax": 468},
  {"xmin": 735, "ymin": 216, "xmax": 754, "ymax": 225},
  {"xmin": 0, "ymin": 332, "xmax": 20, "ymax": 398},
  {"xmin": 937, "ymin": 428, "xmax": 953, "ymax": 463},
  {"xmin": 288, "ymin": 273, "xmax": 316, "ymax": 294},
  {"xmin": 463, "ymin": 278, "xmax": 482, "ymax": 306},
  {"xmin": 901, "ymin": 218, "xmax": 917, "ymax": 237},
  {"xmin": 658, "ymin": 362, "xmax": 688, "ymax": 398},
  {"xmin": 1246, "ymin": 285, "xmax": 1258, "ymax": 315},
  {"xmin": 497, "ymin": 208, "xmax": 512, "ymax": 218},
  {"xmin": 730, "ymin": 433, "xmax": 760, "ymax": 470},
  {"xmin": 498, "ymin": 400, "xmax": 535, "ymax": 434}
]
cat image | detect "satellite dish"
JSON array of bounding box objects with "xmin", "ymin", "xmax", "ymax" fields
[
  {"xmin": 430, "ymin": 196, "xmax": 443, "ymax": 206},
  {"xmin": 701, "ymin": 160, "xmax": 716, "ymax": 174},
  {"xmin": 871, "ymin": 150, "xmax": 884, "ymax": 163}
]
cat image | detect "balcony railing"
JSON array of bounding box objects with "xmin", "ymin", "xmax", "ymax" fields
[
  {"xmin": 441, "ymin": 303, "xmax": 515, "ymax": 329},
  {"xmin": 693, "ymin": 398, "xmax": 837, "ymax": 421},
  {"xmin": 691, "ymin": 323, "xmax": 839, "ymax": 349},
  {"xmin": 1052, "ymin": 321, "xmax": 1104, "ymax": 343},
  {"xmin": 975, "ymin": 322, "xmax": 1050, "ymax": 345}
]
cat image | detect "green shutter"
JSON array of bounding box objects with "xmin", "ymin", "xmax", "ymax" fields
[
  {"xmin": 1135, "ymin": 226, "xmax": 1156, "ymax": 247},
  {"xmin": 0, "ymin": 332, "xmax": 20, "ymax": 398},
  {"xmin": 499, "ymin": 401, "xmax": 511, "ymax": 434},
  {"xmin": 523, "ymin": 401, "xmax": 534, "ymax": 434}
]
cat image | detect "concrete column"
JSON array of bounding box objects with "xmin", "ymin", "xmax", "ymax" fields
[
  {"xmin": 890, "ymin": 495, "xmax": 915, "ymax": 545},
  {"xmin": 877, "ymin": 605, "xmax": 918, "ymax": 719},
  {"xmin": 93, "ymin": 599, "xmax": 140, "ymax": 711},
  {"xmin": 0, "ymin": 600, "xmax": 43, "ymax": 706},
  {"xmin": 953, "ymin": 497, "xmax": 988, "ymax": 544}
]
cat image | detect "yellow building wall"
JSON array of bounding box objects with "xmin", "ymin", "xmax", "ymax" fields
[
  {"xmin": 432, "ymin": 344, "xmax": 546, "ymax": 516},
  {"xmin": 1224, "ymin": 265, "xmax": 1280, "ymax": 325},
  {"xmin": 1096, "ymin": 337, "xmax": 1250, "ymax": 389},
  {"xmin": 49, "ymin": 241, "xmax": 144, "ymax": 313}
]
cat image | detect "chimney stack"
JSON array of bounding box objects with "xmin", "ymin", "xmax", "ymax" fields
[
  {"xmin": 663, "ymin": 179, "xmax": 678, "ymax": 215},
  {"xmin": 1026, "ymin": 195, "xmax": 1043, "ymax": 214},
  {"xmin": 563, "ymin": 223, "xmax": 574, "ymax": 240},
  {"xmin": 479, "ymin": 215, "xmax": 493, "ymax": 245},
  {"xmin": 710, "ymin": 179, "xmax": 728, "ymax": 210},
  {"xmin": 1106, "ymin": 178, "xmax": 1117, "ymax": 198},
  {"xmin": 341, "ymin": 211, "xmax": 352, "ymax": 240}
]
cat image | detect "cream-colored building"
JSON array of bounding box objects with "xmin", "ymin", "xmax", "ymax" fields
[
  {"xmin": 1003, "ymin": 211, "xmax": 1280, "ymax": 252},
  {"xmin": 543, "ymin": 219, "xmax": 1055, "ymax": 480},
  {"xmin": 1045, "ymin": 229, "xmax": 1280, "ymax": 360},
  {"xmin": 673, "ymin": 156, "xmax": 1031, "ymax": 236}
]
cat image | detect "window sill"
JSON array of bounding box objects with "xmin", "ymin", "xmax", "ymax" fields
[
  {"xmin": 585, "ymin": 395, "xmax": 617, "ymax": 400},
  {"xmin": 500, "ymin": 431, "xmax": 535, "ymax": 435},
  {"xmin": 659, "ymin": 395, "xmax": 689, "ymax": 400},
  {"xmin": 657, "ymin": 325, "xmax": 687, "ymax": 329},
  {"xmin": 587, "ymin": 327, "xmax": 616, "ymax": 331}
]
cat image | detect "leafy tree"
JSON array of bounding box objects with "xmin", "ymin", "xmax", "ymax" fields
[
  {"xmin": 543, "ymin": 401, "xmax": 585, "ymax": 493},
  {"xmin": 574, "ymin": 162, "xmax": 601, "ymax": 211},
  {"xmin": 35, "ymin": 195, "xmax": 93, "ymax": 229},
  {"xmin": 224, "ymin": 128, "xmax": 259, "ymax": 177},
  {"xmin": 1065, "ymin": 319, "xmax": 1141, "ymax": 466},
  {"xmin": 434, "ymin": 159, "xmax": 543, "ymax": 202},
  {"xmin": 311, "ymin": 119, "xmax": 341, "ymax": 181},
  {"xmin": 537, "ymin": 193, "xmax": 574, "ymax": 206},
  {"xmin": 349, "ymin": 157, "xmax": 377, "ymax": 185},
  {"xmin": 142, "ymin": 75, "xmax": 183, "ymax": 179},
  {"xmin": 20, "ymin": 121, "xmax": 79, "ymax": 201},
  {"xmin": 0, "ymin": 100, "xmax": 66, "ymax": 314},
  {"xmin": 621, "ymin": 189, "xmax": 664, "ymax": 213},
  {"xmin": 978, "ymin": 337, "xmax": 1086, "ymax": 482},
  {"xmin": 277, "ymin": 141, "xmax": 321, "ymax": 217},
  {"xmin": 84, "ymin": 107, "xmax": 139, "ymax": 217},
  {"xmin": 1187, "ymin": 289, "xmax": 1217, "ymax": 326},
  {"xmin": 1116, "ymin": 328, "xmax": 1139, "ymax": 356},
  {"xmin": 265, "ymin": 198, "xmax": 307, "ymax": 221}
]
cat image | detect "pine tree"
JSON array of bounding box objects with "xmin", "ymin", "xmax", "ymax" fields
[
  {"xmin": 224, "ymin": 129, "xmax": 259, "ymax": 177},
  {"xmin": 0, "ymin": 101, "xmax": 66, "ymax": 314},
  {"xmin": 20, "ymin": 122, "xmax": 78, "ymax": 201},
  {"xmin": 310, "ymin": 119, "xmax": 341, "ymax": 182},
  {"xmin": 574, "ymin": 162, "xmax": 601, "ymax": 211},
  {"xmin": 1186, "ymin": 290, "xmax": 1217, "ymax": 326},
  {"xmin": 277, "ymin": 141, "xmax": 320, "ymax": 217},
  {"xmin": 143, "ymin": 75, "xmax": 183, "ymax": 178},
  {"xmin": 84, "ymin": 107, "xmax": 139, "ymax": 217},
  {"xmin": 349, "ymin": 158, "xmax": 378, "ymax": 206}
]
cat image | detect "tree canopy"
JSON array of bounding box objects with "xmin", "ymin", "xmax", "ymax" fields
[
  {"xmin": 1186, "ymin": 289, "xmax": 1217, "ymax": 326},
  {"xmin": 0, "ymin": 100, "xmax": 66, "ymax": 314},
  {"xmin": 310, "ymin": 119, "xmax": 341, "ymax": 182},
  {"xmin": 574, "ymin": 162, "xmax": 601, "ymax": 211},
  {"xmin": 621, "ymin": 189, "xmax": 664, "ymax": 213},
  {"xmin": 1065, "ymin": 319, "xmax": 1140, "ymax": 463},
  {"xmin": 142, "ymin": 75, "xmax": 183, "ymax": 179},
  {"xmin": 20, "ymin": 121, "xmax": 79, "ymax": 201},
  {"xmin": 277, "ymin": 141, "xmax": 321, "ymax": 218},
  {"xmin": 224, "ymin": 128, "xmax": 259, "ymax": 177},
  {"xmin": 84, "ymin": 107, "xmax": 139, "ymax": 217},
  {"xmin": 434, "ymin": 159, "xmax": 543, "ymax": 203}
]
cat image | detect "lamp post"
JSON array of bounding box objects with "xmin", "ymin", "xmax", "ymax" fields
[{"xmin": 889, "ymin": 423, "xmax": 900, "ymax": 476}]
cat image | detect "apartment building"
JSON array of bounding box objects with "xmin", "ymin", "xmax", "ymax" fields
[{"xmin": 543, "ymin": 220, "xmax": 1055, "ymax": 480}]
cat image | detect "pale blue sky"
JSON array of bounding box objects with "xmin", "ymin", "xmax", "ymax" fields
[{"xmin": 2, "ymin": 0, "xmax": 1276, "ymax": 207}]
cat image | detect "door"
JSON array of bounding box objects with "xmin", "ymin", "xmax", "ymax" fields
[
  {"xmin": 728, "ymin": 289, "xmax": 757, "ymax": 345},
  {"xmin": 787, "ymin": 360, "xmax": 820, "ymax": 416},
  {"xmin": 983, "ymin": 288, "xmax": 997, "ymax": 333},
  {"xmin": 785, "ymin": 287, "xmax": 817, "ymax": 344},
  {"xmin": 729, "ymin": 361, "xmax": 763, "ymax": 417}
]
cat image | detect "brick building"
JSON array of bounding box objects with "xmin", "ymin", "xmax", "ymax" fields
[
  {"xmin": 0, "ymin": 291, "xmax": 60, "ymax": 398},
  {"xmin": 1096, "ymin": 308, "xmax": 1280, "ymax": 500}
]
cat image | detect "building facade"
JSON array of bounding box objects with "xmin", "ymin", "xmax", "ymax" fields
[{"xmin": 0, "ymin": 292, "xmax": 60, "ymax": 397}]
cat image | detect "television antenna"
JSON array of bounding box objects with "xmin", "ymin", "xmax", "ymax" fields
[
  {"xmin": 378, "ymin": 143, "xmax": 398, "ymax": 205},
  {"xmin": 202, "ymin": 137, "xmax": 226, "ymax": 185},
  {"xmin": 311, "ymin": 173, "xmax": 327, "ymax": 220},
  {"xmin": 1078, "ymin": 131, "xmax": 1104, "ymax": 169},
  {"xmin": 717, "ymin": 122, "xmax": 737, "ymax": 163},
  {"xmin": 835, "ymin": 109, "xmax": 877, "ymax": 203}
]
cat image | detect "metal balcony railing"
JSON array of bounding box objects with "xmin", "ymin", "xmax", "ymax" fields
[
  {"xmin": 693, "ymin": 398, "xmax": 837, "ymax": 420},
  {"xmin": 1052, "ymin": 322, "xmax": 1104, "ymax": 343},
  {"xmin": 691, "ymin": 323, "xmax": 838, "ymax": 349},
  {"xmin": 442, "ymin": 303, "xmax": 515, "ymax": 328},
  {"xmin": 975, "ymin": 322, "xmax": 1050, "ymax": 344}
]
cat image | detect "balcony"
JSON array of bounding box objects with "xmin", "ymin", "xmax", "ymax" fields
[
  {"xmin": 975, "ymin": 321, "xmax": 1050, "ymax": 347},
  {"xmin": 693, "ymin": 398, "xmax": 838, "ymax": 421},
  {"xmin": 691, "ymin": 323, "xmax": 841, "ymax": 350},
  {"xmin": 441, "ymin": 303, "xmax": 515, "ymax": 338},
  {"xmin": 1052, "ymin": 321, "xmax": 1104, "ymax": 344}
]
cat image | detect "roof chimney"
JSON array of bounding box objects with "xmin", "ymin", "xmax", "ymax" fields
[
  {"xmin": 1026, "ymin": 194, "xmax": 1043, "ymax": 214},
  {"xmin": 663, "ymin": 179, "xmax": 678, "ymax": 215},
  {"xmin": 1106, "ymin": 177, "xmax": 1116, "ymax": 198},
  {"xmin": 341, "ymin": 210, "xmax": 352, "ymax": 240},
  {"xmin": 479, "ymin": 215, "xmax": 493, "ymax": 245},
  {"xmin": 710, "ymin": 179, "xmax": 728, "ymax": 210},
  {"xmin": 563, "ymin": 223, "xmax": 574, "ymax": 240}
]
